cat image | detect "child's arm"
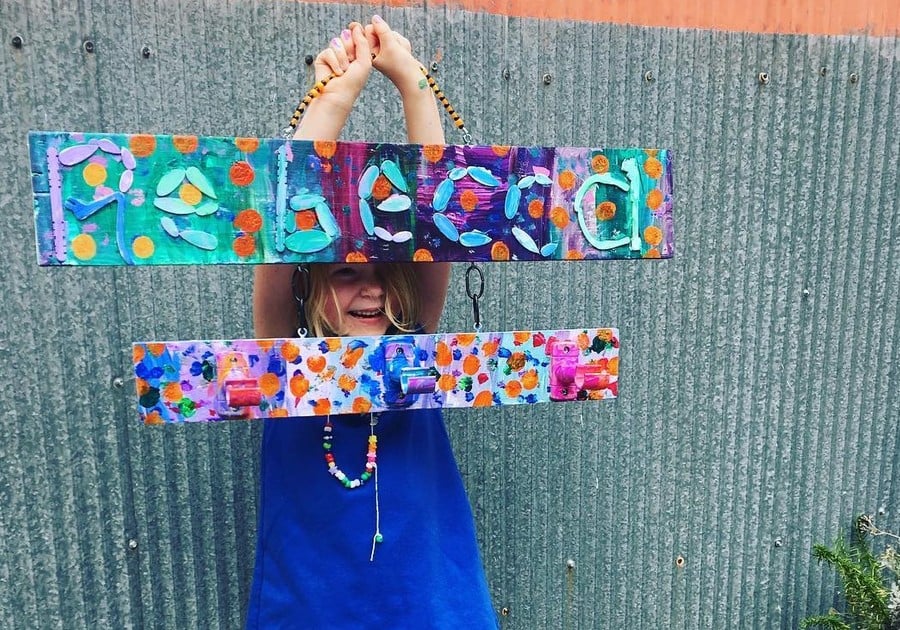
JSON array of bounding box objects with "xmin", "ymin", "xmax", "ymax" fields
[
  {"xmin": 253, "ymin": 25, "xmax": 372, "ymax": 338},
  {"xmin": 368, "ymin": 17, "xmax": 452, "ymax": 334}
]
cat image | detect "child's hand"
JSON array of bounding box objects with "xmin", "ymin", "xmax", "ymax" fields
[
  {"xmin": 365, "ymin": 16, "xmax": 425, "ymax": 96},
  {"xmin": 311, "ymin": 22, "xmax": 373, "ymax": 115}
]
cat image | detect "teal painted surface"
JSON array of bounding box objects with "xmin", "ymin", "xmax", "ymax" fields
[{"xmin": 0, "ymin": 1, "xmax": 897, "ymax": 628}]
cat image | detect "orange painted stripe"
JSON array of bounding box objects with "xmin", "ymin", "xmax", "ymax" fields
[{"xmin": 303, "ymin": 0, "xmax": 898, "ymax": 36}]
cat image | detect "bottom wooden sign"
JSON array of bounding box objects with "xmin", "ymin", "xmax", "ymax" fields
[{"xmin": 134, "ymin": 328, "xmax": 620, "ymax": 423}]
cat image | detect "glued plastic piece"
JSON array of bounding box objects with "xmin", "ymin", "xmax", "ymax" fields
[{"xmin": 400, "ymin": 367, "xmax": 437, "ymax": 395}]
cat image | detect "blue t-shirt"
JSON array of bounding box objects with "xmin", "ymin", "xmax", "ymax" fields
[{"xmin": 246, "ymin": 408, "xmax": 498, "ymax": 629}]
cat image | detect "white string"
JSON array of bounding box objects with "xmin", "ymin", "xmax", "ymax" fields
[{"xmin": 369, "ymin": 412, "xmax": 381, "ymax": 562}]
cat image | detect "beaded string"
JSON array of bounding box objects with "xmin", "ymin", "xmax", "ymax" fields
[
  {"xmin": 323, "ymin": 413, "xmax": 384, "ymax": 561},
  {"xmin": 282, "ymin": 62, "xmax": 472, "ymax": 144}
]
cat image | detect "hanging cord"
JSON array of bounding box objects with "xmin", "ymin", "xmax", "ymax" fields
[
  {"xmin": 465, "ymin": 263, "xmax": 485, "ymax": 331},
  {"xmin": 282, "ymin": 61, "xmax": 472, "ymax": 144},
  {"xmin": 368, "ymin": 412, "xmax": 383, "ymax": 562},
  {"xmin": 292, "ymin": 264, "xmax": 310, "ymax": 337}
]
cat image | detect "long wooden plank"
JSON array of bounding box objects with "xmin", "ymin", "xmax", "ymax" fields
[
  {"xmin": 30, "ymin": 132, "xmax": 675, "ymax": 265},
  {"xmin": 134, "ymin": 327, "xmax": 620, "ymax": 422}
]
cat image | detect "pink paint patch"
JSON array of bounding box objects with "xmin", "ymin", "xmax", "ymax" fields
[
  {"xmin": 94, "ymin": 186, "xmax": 114, "ymax": 198},
  {"xmin": 130, "ymin": 189, "xmax": 145, "ymax": 206},
  {"xmin": 82, "ymin": 223, "xmax": 99, "ymax": 233},
  {"xmin": 533, "ymin": 166, "xmax": 550, "ymax": 176},
  {"xmin": 88, "ymin": 155, "xmax": 109, "ymax": 167}
]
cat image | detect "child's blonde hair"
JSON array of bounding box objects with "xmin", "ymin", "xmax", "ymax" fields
[{"xmin": 305, "ymin": 263, "xmax": 420, "ymax": 337}]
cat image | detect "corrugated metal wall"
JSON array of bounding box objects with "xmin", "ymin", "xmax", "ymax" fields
[{"xmin": 1, "ymin": 1, "xmax": 897, "ymax": 628}]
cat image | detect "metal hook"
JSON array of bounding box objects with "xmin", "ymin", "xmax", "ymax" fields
[
  {"xmin": 292, "ymin": 264, "xmax": 310, "ymax": 337},
  {"xmin": 465, "ymin": 263, "xmax": 485, "ymax": 331}
]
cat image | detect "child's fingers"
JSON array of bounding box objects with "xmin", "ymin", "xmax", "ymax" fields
[
  {"xmin": 350, "ymin": 22, "xmax": 372, "ymax": 62},
  {"xmin": 315, "ymin": 47, "xmax": 342, "ymax": 77},
  {"xmin": 363, "ymin": 23, "xmax": 379, "ymax": 56},
  {"xmin": 329, "ymin": 36, "xmax": 350, "ymax": 72},
  {"xmin": 395, "ymin": 33, "xmax": 412, "ymax": 53}
]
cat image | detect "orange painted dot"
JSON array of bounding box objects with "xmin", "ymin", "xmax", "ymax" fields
[
  {"xmin": 313, "ymin": 141, "xmax": 337, "ymax": 159},
  {"xmin": 456, "ymin": 334, "xmax": 477, "ymax": 346},
  {"xmin": 281, "ymin": 342, "xmax": 300, "ymax": 362},
  {"xmin": 233, "ymin": 234, "xmax": 256, "ymax": 258},
  {"xmin": 481, "ymin": 340, "xmax": 500, "ymax": 356},
  {"xmin": 591, "ymin": 154, "xmax": 609, "ymax": 173},
  {"xmin": 258, "ymin": 340, "xmax": 274, "ymax": 352},
  {"xmin": 289, "ymin": 374, "xmax": 309, "ymax": 398},
  {"xmin": 527, "ymin": 199, "xmax": 545, "ymax": 219},
  {"xmin": 179, "ymin": 183, "xmax": 202, "ymax": 206},
  {"xmin": 324, "ymin": 338, "xmax": 342, "ymax": 352},
  {"xmin": 235, "ymin": 137, "xmax": 260, "ymax": 153},
  {"xmin": 129, "ymin": 134, "xmax": 156, "ymax": 157},
  {"xmin": 491, "ymin": 145, "xmax": 511, "ymax": 157},
  {"xmin": 163, "ymin": 382, "xmax": 184, "ymax": 403},
  {"xmin": 608, "ymin": 357, "xmax": 619, "ymax": 376},
  {"xmin": 82, "ymin": 163, "xmax": 107, "ymax": 186},
  {"xmin": 341, "ymin": 347, "xmax": 364, "ymax": 369},
  {"xmin": 435, "ymin": 342, "xmax": 452, "ymax": 367},
  {"xmin": 172, "ymin": 135, "xmax": 199, "ymax": 153},
  {"xmin": 513, "ymin": 332, "xmax": 530, "ymax": 344},
  {"xmin": 423, "ymin": 144, "xmax": 444, "ymax": 162},
  {"xmin": 462, "ymin": 354, "xmax": 481, "ymax": 375},
  {"xmin": 133, "ymin": 345, "xmax": 145, "ymax": 363},
  {"xmin": 596, "ymin": 201, "xmax": 617, "ymax": 221},
  {"xmin": 307, "ymin": 355, "xmax": 326, "ymax": 373},
  {"xmin": 352, "ymin": 397, "xmax": 372, "ymax": 414},
  {"xmin": 550, "ymin": 206, "xmax": 570, "ymax": 229},
  {"xmin": 313, "ymin": 399, "xmax": 332, "ymax": 415},
  {"xmin": 490, "ymin": 241, "xmax": 510, "ymax": 261},
  {"xmin": 647, "ymin": 189, "xmax": 663, "ymax": 210},
  {"xmin": 229, "ymin": 161, "xmax": 255, "ymax": 187},
  {"xmin": 259, "ymin": 373, "xmax": 281, "ymax": 397},
  {"xmin": 558, "ymin": 170, "xmax": 576, "ymax": 190},
  {"xmin": 72, "ymin": 233, "xmax": 97, "ymax": 260},
  {"xmin": 577, "ymin": 333, "xmax": 590, "ymax": 350},
  {"xmin": 438, "ymin": 374, "xmax": 457, "ymax": 392},
  {"xmin": 644, "ymin": 248, "xmax": 661, "ymax": 258},
  {"xmin": 147, "ymin": 343, "xmax": 167, "ymax": 357},
  {"xmin": 144, "ymin": 411, "xmax": 164, "ymax": 425},
  {"xmin": 234, "ymin": 209, "xmax": 262, "ymax": 233},
  {"xmin": 269, "ymin": 408, "xmax": 289, "ymax": 418},
  {"xmin": 644, "ymin": 225, "xmax": 663, "ymax": 246},
  {"xmin": 135, "ymin": 378, "xmax": 151, "ymax": 396},
  {"xmin": 522, "ymin": 369, "xmax": 539, "ymax": 390},
  {"xmin": 345, "ymin": 251, "xmax": 368, "ymax": 263},
  {"xmin": 565, "ymin": 250, "xmax": 585, "ymax": 260},
  {"xmin": 505, "ymin": 381, "xmax": 522, "ymax": 398},
  {"xmin": 132, "ymin": 235, "xmax": 154, "ymax": 259},
  {"xmin": 294, "ymin": 210, "xmax": 317, "ymax": 230},
  {"xmin": 338, "ymin": 374, "xmax": 357, "ymax": 392},
  {"xmin": 507, "ymin": 352, "xmax": 526, "ymax": 371},
  {"xmin": 644, "ymin": 157, "xmax": 663, "ymax": 179},
  {"xmin": 460, "ymin": 189, "xmax": 478, "ymax": 212},
  {"xmin": 473, "ymin": 390, "xmax": 493, "ymax": 407},
  {"xmin": 371, "ymin": 175, "xmax": 393, "ymax": 201},
  {"xmin": 413, "ymin": 249, "xmax": 434, "ymax": 262}
]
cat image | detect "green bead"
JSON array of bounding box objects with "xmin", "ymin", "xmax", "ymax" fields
[
  {"xmin": 342, "ymin": 479, "xmax": 351, "ymax": 488},
  {"xmin": 375, "ymin": 533, "xmax": 384, "ymax": 544},
  {"xmin": 323, "ymin": 443, "xmax": 331, "ymax": 450},
  {"xmin": 361, "ymin": 472, "xmax": 370, "ymax": 481}
]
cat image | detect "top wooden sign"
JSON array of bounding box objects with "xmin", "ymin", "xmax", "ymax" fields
[{"xmin": 29, "ymin": 132, "xmax": 674, "ymax": 266}]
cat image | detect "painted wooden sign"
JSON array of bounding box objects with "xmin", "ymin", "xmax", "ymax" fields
[
  {"xmin": 30, "ymin": 132, "xmax": 674, "ymax": 266},
  {"xmin": 134, "ymin": 327, "xmax": 620, "ymax": 423}
]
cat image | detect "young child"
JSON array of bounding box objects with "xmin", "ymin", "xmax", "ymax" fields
[{"xmin": 247, "ymin": 18, "xmax": 498, "ymax": 629}]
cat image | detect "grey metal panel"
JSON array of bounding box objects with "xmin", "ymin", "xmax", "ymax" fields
[{"xmin": 0, "ymin": 1, "xmax": 897, "ymax": 628}]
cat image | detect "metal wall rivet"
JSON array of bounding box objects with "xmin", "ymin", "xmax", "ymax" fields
[
  {"xmin": 112, "ymin": 377, "xmax": 125, "ymax": 389},
  {"xmin": 819, "ymin": 66, "xmax": 828, "ymax": 77},
  {"xmin": 11, "ymin": 35, "xmax": 24, "ymax": 49},
  {"xmin": 878, "ymin": 506, "xmax": 887, "ymax": 516},
  {"xmin": 128, "ymin": 539, "xmax": 138, "ymax": 550},
  {"xmin": 83, "ymin": 40, "xmax": 95, "ymax": 53},
  {"xmin": 758, "ymin": 72, "xmax": 769, "ymax": 85},
  {"xmin": 304, "ymin": 54, "xmax": 314, "ymax": 66},
  {"xmin": 500, "ymin": 607, "xmax": 510, "ymax": 617},
  {"xmin": 802, "ymin": 288, "xmax": 810, "ymax": 298},
  {"xmin": 502, "ymin": 68, "xmax": 510, "ymax": 80},
  {"xmin": 542, "ymin": 73, "xmax": 552, "ymax": 85},
  {"xmin": 849, "ymin": 73, "xmax": 859, "ymax": 84},
  {"xmin": 430, "ymin": 61, "xmax": 439, "ymax": 72},
  {"xmin": 566, "ymin": 558, "xmax": 576, "ymax": 569},
  {"xmin": 675, "ymin": 555, "xmax": 686, "ymax": 568},
  {"xmin": 774, "ymin": 538, "xmax": 784, "ymax": 548},
  {"xmin": 644, "ymin": 70, "xmax": 655, "ymax": 82},
  {"xmin": 141, "ymin": 46, "xmax": 152, "ymax": 58}
]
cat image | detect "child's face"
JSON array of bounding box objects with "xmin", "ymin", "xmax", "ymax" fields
[{"xmin": 322, "ymin": 263, "xmax": 394, "ymax": 336}]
